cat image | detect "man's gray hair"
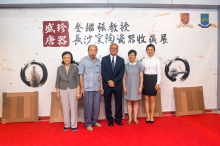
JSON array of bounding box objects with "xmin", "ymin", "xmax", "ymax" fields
[{"xmin": 88, "ymin": 44, "xmax": 98, "ymax": 51}]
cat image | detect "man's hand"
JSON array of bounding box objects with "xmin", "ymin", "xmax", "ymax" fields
[
  {"xmin": 123, "ymin": 88, "xmax": 127, "ymax": 94},
  {"xmin": 100, "ymin": 87, "xmax": 104, "ymax": 95},
  {"xmin": 108, "ymin": 80, "xmax": 115, "ymax": 87}
]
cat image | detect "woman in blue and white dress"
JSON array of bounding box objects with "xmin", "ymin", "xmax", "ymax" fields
[{"xmin": 123, "ymin": 50, "xmax": 143, "ymax": 124}]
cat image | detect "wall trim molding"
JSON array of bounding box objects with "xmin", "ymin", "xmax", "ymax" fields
[{"xmin": 0, "ymin": 4, "xmax": 219, "ymax": 9}]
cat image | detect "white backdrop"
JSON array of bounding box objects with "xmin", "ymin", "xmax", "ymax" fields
[{"xmin": 0, "ymin": 8, "xmax": 217, "ymax": 116}]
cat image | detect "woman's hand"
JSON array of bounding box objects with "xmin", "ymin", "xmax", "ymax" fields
[
  {"xmin": 76, "ymin": 92, "xmax": 81, "ymax": 100},
  {"xmin": 138, "ymin": 87, "xmax": 142, "ymax": 94},
  {"xmin": 123, "ymin": 88, "xmax": 127, "ymax": 94},
  {"xmin": 155, "ymin": 84, "xmax": 159, "ymax": 90},
  {"xmin": 81, "ymin": 88, "xmax": 85, "ymax": 97},
  {"xmin": 56, "ymin": 92, "xmax": 60, "ymax": 100}
]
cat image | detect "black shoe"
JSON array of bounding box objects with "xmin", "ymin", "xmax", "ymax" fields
[
  {"xmin": 146, "ymin": 120, "xmax": 151, "ymax": 123},
  {"xmin": 150, "ymin": 117, "xmax": 154, "ymax": 124},
  {"xmin": 72, "ymin": 128, "xmax": 77, "ymax": 132},
  {"xmin": 108, "ymin": 121, "xmax": 114, "ymax": 126},
  {"xmin": 63, "ymin": 127, "xmax": 69, "ymax": 131},
  {"xmin": 115, "ymin": 120, "xmax": 123, "ymax": 125},
  {"xmin": 146, "ymin": 117, "xmax": 151, "ymax": 123},
  {"xmin": 150, "ymin": 120, "xmax": 154, "ymax": 124}
]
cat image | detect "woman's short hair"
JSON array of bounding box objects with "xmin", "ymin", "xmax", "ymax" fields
[
  {"xmin": 146, "ymin": 44, "xmax": 155, "ymax": 51},
  {"xmin": 61, "ymin": 51, "xmax": 74, "ymax": 64},
  {"xmin": 128, "ymin": 49, "xmax": 137, "ymax": 56}
]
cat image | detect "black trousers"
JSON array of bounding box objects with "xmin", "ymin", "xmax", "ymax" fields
[{"xmin": 104, "ymin": 89, "xmax": 122, "ymax": 122}]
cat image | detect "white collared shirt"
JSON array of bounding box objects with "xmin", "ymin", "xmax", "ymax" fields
[
  {"xmin": 110, "ymin": 54, "xmax": 117, "ymax": 65},
  {"xmin": 141, "ymin": 56, "xmax": 161, "ymax": 84},
  {"xmin": 129, "ymin": 61, "xmax": 137, "ymax": 65}
]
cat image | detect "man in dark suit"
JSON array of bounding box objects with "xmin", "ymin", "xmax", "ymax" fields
[{"xmin": 101, "ymin": 43, "xmax": 125, "ymax": 126}]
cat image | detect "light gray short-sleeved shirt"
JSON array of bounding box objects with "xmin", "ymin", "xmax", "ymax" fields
[{"xmin": 78, "ymin": 55, "xmax": 101, "ymax": 91}]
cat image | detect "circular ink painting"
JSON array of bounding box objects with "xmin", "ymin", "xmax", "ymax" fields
[
  {"xmin": 20, "ymin": 61, "xmax": 48, "ymax": 87},
  {"xmin": 165, "ymin": 57, "xmax": 190, "ymax": 82}
]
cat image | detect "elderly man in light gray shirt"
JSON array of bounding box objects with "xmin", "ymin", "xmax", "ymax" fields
[{"xmin": 79, "ymin": 44, "xmax": 104, "ymax": 131}]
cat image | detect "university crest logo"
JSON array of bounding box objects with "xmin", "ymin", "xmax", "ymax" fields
[
  {"xmin": 176, "ymin": 13, "xmax": 193, "ymax": 28},
  {"xmin": 198, "ymin": 13, "xmax": 211, "ymax": 28}
]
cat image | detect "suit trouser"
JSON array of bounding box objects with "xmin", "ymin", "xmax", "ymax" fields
[
  {"xmin": 60, "ymin": 88, "xmax": 78, "ymax": 128},
  {"xmin": 83, "ymin": 91, "xmax": 101, "ymax": 127},
  {"xmin": 104, "ymin": 89, "xmax": 122, "ymax": 122}
]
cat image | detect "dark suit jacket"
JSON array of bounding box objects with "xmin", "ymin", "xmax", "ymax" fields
[
  {"xmin": 55, "ymin": 64, "xmax": 80, "ymax": 90},
  {"xmin": 101, "ymin": 55, "xmax": 125, "ymax": 90}
]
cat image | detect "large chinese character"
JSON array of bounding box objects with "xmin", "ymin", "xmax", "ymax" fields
[
  {"xmin": 57, "ymin": 23, "xmax": 67, "ymax": 33},
  {"xmin": 128, "ymin": 34, "xmax": 135, "ymax": 43},
  {"xmin": 160, "ymin": 34, "xmax": 168, "ymax": 44},
  {"xmin": 117, "ymin": 34, "xmax": 125, "ymax": 44},
  {"xmin": 105, "ymin": 33, "xmax": 115, "ymax": 43},
  {"xmin": 137, "ymin": 34, "xmax": 146, "ymax": 44},
  {"xmin": 57, "ymin": 36, "xmax": 68, "ymax": 45},
  {"xmin": 149, "ymin": 34, "xmax": 157, "ymax": 44},
  {"xmin": 84, "ymin": 35, "xmax": 93, "ymax": 45},
  {"xmin": 75, "ymin": 22, "xmax": 83, "ymax": 33},
  {"xmin": 45, "ymin": 35, "xmax": 55, "ymax": 45},
  {"xmin": 45, "ymin": 23, "xmax": 55, "ymax": 33},
  {"xmin": 95, "ymin": 33, "xmax": 104, "ymax": 44},
  {"xmin": 97, "ymin": 22, "xmax": 106, "ymax": 32},
  {"xmin": 120, "ymin": 22, "xmax": 130, "ymax": 32},
  {"xmin": 108, "ymin": 22, "xmax": 118, "ymax": 32},
  {"xmin": 85, "ymin": 23, "xmax": 95, "ymax": 32},
  {"xmin": 72, "ymin": 34, "xmax": 82, "ymax": 45}
]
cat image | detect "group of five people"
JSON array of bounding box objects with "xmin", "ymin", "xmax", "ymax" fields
[{"xmin": 55, "ymin": 43, "xmax": 161, "ymax": 132}]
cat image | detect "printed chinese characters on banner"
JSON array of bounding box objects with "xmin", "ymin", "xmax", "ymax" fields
[
  {"xmin": 43, "ymin": 21, "xmax": 168, "ymax": 46},
  {"xmin": 72, "ymin": 22, "xmax": 168, "ymax": 45},
  {"xmin": 43, "ymin": 21, "xmax": 70, "ymax": 47}
]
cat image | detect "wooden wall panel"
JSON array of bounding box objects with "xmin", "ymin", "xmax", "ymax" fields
[
  {"xmin": 50, "ymin": 92, "xmax": 125, "ymax": 123},
  {"xmin": 50, "ymin": 92, "xmax": 84, "ymax": 123},
  {"xmin": 2, "ymin": 91, "xmax": 38, "ymax": 124},
  {"xmin": 173, "ymin": 86, "xmax": 205, "ymax": 117},
  {"xmin": 140, "ymin": 89, "xmax": 162, "ymax": 117},
  {"xmin": 50, "ymin": 89, "xmax": 163, "ymax": 122},
  {"xmin": 50, "ymin": 92, "xmax": 64, "ymax": 123}
]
